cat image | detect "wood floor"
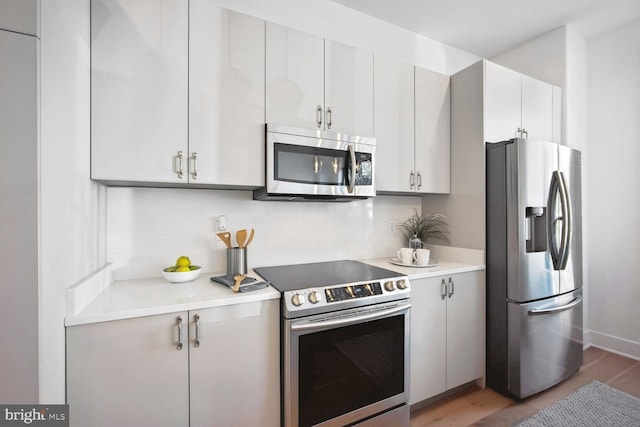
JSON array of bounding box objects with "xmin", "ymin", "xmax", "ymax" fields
[{"xmin": 410, "ymin": 347, "xmax": 640, "ymax": 426}]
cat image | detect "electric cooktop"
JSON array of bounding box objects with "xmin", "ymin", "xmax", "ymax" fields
[{"xmin": 254, "ymin": 260, "xmax": 403, "ymax": 292}]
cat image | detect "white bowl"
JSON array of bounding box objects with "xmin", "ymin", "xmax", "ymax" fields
[{"xmin": 161, "ymin": 266, "xmax": 202, "ymax": 283}]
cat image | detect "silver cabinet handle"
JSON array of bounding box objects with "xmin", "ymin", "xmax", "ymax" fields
[
  {"xmin": 191, "ymin": 152, "xmax": 198, "ymax": 180},
  {"xmin": 194, "ymin": 314, "xmax": 200, "ymax": 348},
  {"xmin": 417, "ymin": 171, "xmax": 422, "ymax": 189},
  {"xmin": 447, "ymin": 277, "xmax": 454, "ymax": 298},
  {"xmin": 176, "ymin": 316, "xmax": 183, "ymax": 350},
  {"xmin": 316, "ymin": 105, "xmax": 323, "ymax": 128},
  {"xmin": 326, "ymin": 106, "xmax": 332, "ymax": 129},
  {"xmin": 410, "ymin": 171, "xmax": 415, "ymax": 189},
  {"xmin": 441, "ymin": 278, "xmax": 447, "ymax": 300},
  {"xmin": 177, "ymin": 150, "xmax": 184, "ymax": 179}
]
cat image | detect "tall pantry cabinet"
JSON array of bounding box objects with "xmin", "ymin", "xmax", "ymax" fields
[{"xmin": 0, "ymin": 8, "xmax": 39, "ymax": 403}]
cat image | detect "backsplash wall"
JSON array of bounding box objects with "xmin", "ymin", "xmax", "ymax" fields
[{"xmin": 107, "ymin": 187, "xmax": 422, "ymax": 280}]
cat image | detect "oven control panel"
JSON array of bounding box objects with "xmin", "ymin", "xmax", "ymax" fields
[
  {"xmin": 283, "ymin": 277, "xmax": 410, "ymax": 316},
  {"xmin": 325, "ymin": 282, "xmax": 382, "ymax": 302}
]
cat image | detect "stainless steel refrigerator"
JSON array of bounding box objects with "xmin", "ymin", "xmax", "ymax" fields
[{"xmin": 486, "ymin": 138, "xmax": 583, "ymax": 399}]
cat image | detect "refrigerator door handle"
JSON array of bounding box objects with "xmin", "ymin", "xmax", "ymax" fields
[
  {"xmin": 528, "ymin": 295, "xmax": 582, "ymax": 315},
  {"xmin": 557, "ymin": 172, "xmax": 572, "ymax": 270},
  {"xmin": 548, "ymin": 171, "xmax": 572, "ymax": 270}
]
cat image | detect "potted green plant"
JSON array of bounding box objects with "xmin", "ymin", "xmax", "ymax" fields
[{"xmin": 399, "ymin": 209, "xmax": 449, "ymax": 248}]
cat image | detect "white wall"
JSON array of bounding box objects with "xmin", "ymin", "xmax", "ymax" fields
[
  {"xmin": 586, "ymin": 19, "xmax": 640, "ymax": 358},
  {"xmin": 108, "ymin": 189, "xmax": 421, "ymax": 280},
  {"xmin": 40, "ymin": 0, "xmax": 108, "ymax": 402}
]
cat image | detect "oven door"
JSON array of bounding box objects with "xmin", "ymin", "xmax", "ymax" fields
[{"xmin": 284, "ymin": 300, "xmax": 410, "ymax": 427}]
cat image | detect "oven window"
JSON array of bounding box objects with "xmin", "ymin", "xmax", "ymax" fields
[{"xmin": 298, "ymin": 314, "xmax": 405, "ymax": 426}]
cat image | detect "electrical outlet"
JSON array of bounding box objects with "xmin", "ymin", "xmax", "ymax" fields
[
  {"xmin": 388, "ymin": 220, "xmax": 397, "ymax": 234},
  {"xmin": 215, "ymin": 215, "xmax": 228, "ymax": 243}
]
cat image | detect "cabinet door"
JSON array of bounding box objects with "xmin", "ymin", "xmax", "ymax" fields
[
  {"xmin": 552, "ymin": 85, "xmax": 562, "ymax": 144},
  {"xmin": 374, "ymin": 56, "xmax": 414, "ymax": 192},
  {"xmin": 0, "ymin": 0, "xmax": 38, "ymax": 35},
  {"xmin": 266, "ymin": 22, "xmax": 324, "ymax": 130},
  {"xmin": 189, "ymin": 4, "xmax": 265, "ymax": 186},
  {"xmin": 521, "ymin": 74, "xmax": 553, "ymax": 141},
  {"xmin": 409, "ymin": 277, "xmax": 447, "ymax": 404},
  {"xmin": 67, "ymin": 313, "xmax": 190, "ymax": 427},
  {"xmin": 0, "ymin": 30, "xmax": 38, "ymax": 403},
  {"xmin": 325, "ymin": 40, "xmax": 374, "ymax": 137},
  {"xmin": 415, "ymin": 67, "xmax": 451, "ymax": 193},
  {"xmin": 189, "ymin": 301, "xmax": 280, "ymax": 427},
  {"xmin": 446, "ymin": 271, "xmax": 485, "ymax": 390},
  {"xmin": 484, "ymin": 61, "xmax": 521, "ymax": 143},
  {"xmin": 91, "ymin": 0, "xmax": 188, "ymax": 183}
]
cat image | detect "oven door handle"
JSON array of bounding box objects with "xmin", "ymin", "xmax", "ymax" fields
[{"xmin": 290, "ymin": 302, "xmax": 411, "ymax": 332}]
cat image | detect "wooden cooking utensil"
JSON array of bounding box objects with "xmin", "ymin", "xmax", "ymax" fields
[
  {"xmin": 233, "ymin": 274, "xmax": 245, "ymax": 292},
  {"xmin": 236, "ymin": 229, "xmax": 247, "ymax": 248},
  {"xmin": 217, "ymin": 232, "xmax": 232, "ymax": 248},
  {"xmin": 244, "ymin": 228, "xmax": 255, "ymax": 247}
]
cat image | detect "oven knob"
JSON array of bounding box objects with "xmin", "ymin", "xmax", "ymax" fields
[
  {"xmin": 384, "ymin": 281, "xmax": 396, "ymax": 292},
  {"xmin": 397, "ymin": 279, "xmax": 408, "ymax": 290},
  {"xmin": 291, "ymin": 293, "xmax": 305, "ymax": 307},
  {"xmin": 308, "ymin": 291, "xmax": 320, "ymax": 304}
]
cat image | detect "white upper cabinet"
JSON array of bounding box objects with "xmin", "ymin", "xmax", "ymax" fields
[
  {"xmin": 0, "ymin": 0, "xmax": 38, "ymax": 36},
  {"xmin": 266, "ymin": 23, "xmax": 374, "ymax": 137},
  {"xmin": 189, "ymin": 2, "xmax": 265, "ymax": 187},
  {"xmin": 265, "ymin": 23, "xmax": 324, "ymax": 131},
  {"xmin": 484, "ymin": 62, "xmax": 522, "ymax": 143},
  {"xmin": 521, "ymin": 74, "xmax": 553, "ymax": 142},
  {"xmin": 415, "ymin": 66, "xmax": 451, "ymax": 194},
  {"xmin": 376, "ymin": 61, "xmax": 450, "ymax": 194},
  {"xmin": 552, "ymin": 85, "xmax": 562, "ymax": 144},
  {"xmin": 91, "ymin": 0, "xmax": 189, "ymax": 184},
  {"xmin": 485, "ymin": 61, "xmax": 556, "ymax": 143},
  {"xmin": 324, "ymin": 40, "xmax": 374, "ymax": 136},
  {"xmin": 91, "ymin": 1, "xmax": 265, "ymax": 187},
  {"xmin": 374, "ymin": 56, "xmax": 415, "ymax": 192}
]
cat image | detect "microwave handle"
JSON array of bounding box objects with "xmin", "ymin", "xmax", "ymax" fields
[{"xmin": 347, "ymin": 144, "xmax": 356, "ymax": 193}]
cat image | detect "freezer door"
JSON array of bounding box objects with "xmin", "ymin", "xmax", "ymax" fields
[
  {"xmin": 558, "ymin": 145, "xmax": 582, "ymax": 293},
  {"xmin": 507, "ymin": 289, "xmax": 583, "ymax": 398},
  {"xmin": 506, "ymin": 139, "xmax": 559, "ymax": 302}
]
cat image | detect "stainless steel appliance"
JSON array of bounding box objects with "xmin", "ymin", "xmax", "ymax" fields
[
  {"xmin": 253, "ymin": 124, "xmax": 376, "ymax": 201},
  {"xmin": 486, "ymin": 138, "xmax": 583, "ymax": 399},
  {"xmin": 254, "ymin": 260, "xmax": 410, "ymax": 427}
]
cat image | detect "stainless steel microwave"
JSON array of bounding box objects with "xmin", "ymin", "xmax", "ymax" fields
[{"xmin": 253, "ymin": 124, "xmax": 376, "ymax": 201}]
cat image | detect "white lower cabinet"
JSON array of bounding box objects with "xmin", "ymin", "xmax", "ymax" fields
[
  {"xmin": 409, "ymin": 271, "xmax": 485, "ymax": 405},
  {"xmin": 66, "ymin": 300, "xmax": 280, "ymax": 427}
]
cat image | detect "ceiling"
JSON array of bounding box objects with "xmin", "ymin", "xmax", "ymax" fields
[{"xmin": 331, "ymin": 0, "xmax": 640, "ymax": 58}]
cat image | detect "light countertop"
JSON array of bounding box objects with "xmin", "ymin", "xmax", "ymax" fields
[
  {"xmin": 361, "ymin": 257, "xmax": 484, "ymax": 280},
  {"xmin": 66, "ymin": 250, "xmax": 484, "ymax": 327},
  {"xmin": 64, "ymin": 270, "xmax": 280, "ymax": 327}
]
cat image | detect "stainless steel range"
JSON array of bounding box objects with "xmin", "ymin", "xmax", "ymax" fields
[{"xmin": 254, "ymin": 260, "xmax": 411, "ymax": 427}]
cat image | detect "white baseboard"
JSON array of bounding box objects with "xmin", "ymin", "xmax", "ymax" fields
[
  {"xmin": 584, "ymin": 329, "xmax": 640, "ymax": 361},
  {"xmin": 66, "ymin": 263, "xmax": 112, "ymax": 316}
]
